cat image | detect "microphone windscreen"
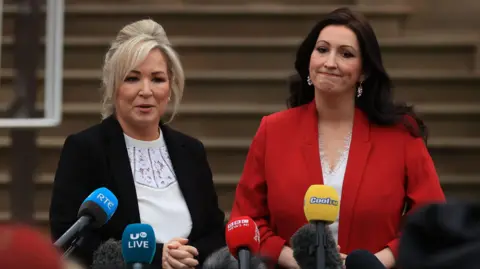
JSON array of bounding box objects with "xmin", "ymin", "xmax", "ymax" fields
[
  {"xmin": 398, "ymin": 202, "xmax": 480, "ymax": 269},
  {"xmin": 91, "ymin": 238, "xmax": 125, "ymax": 269},
  {"xmin": 78, "ymin": 187, "xmax": 119, "ymax": 228},
  {"xmin": 345, "ymin": 250, "xmax": 386, "ymax": 269},
  {"xmin": 290, "ymin": 223, "xmax": 342, "ymax": 269},
  {"xmin": 121, "ymin": 223, "xmax": 156, "ymax": 264},
  {"xmin": 0, "ymin": 223, "xmax": 63, "ymax": 269},
  {"xmin": 225, "ymin": 216, "xmax": 260, "ymax": 258},
  {"xmin": 304, "ymin": 185, "xmax": 340, "ymax": 223},
  {"xmin": 202, "ymin": 246, "xmax": 268, "ymax": 269}
]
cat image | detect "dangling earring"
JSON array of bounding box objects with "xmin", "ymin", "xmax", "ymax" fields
[
  {"xmin": 168, "ymin": 96, "xmax": 171, "ymax": 102},
  {"xmin": 357, "ymin": 82, "xmax": 363, "ymax": 98},
  {"xmin": 307, "ymin": 76, "xmax": 312, "ymax": 86}
]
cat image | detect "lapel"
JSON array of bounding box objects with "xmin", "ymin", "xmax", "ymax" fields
[
  {"xmin": 160, "ymin": 123, "xmax": 202, "ymax": 239},
  {"xmin": 301, "ymin": 101, "xmax": 324, "ymax": 186},
  {"xmin": 101, "ymin": 116, "xmax": 141, "ymax": 224},
  {"xmin": 101, "ymin": 116, "xmax": 201, "ymax": 238},
  {"xmin": 337, "ymin": 108, "xmax": 372, "ymax": 251}
]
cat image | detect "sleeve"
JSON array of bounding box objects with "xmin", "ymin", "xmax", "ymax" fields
[
  {"xmin": 49, "ymin": 134, "xmax": 100, "ymax": 267},
  {"xmin": 230, "ymin": 117, "xmax": 287, "ymax": 263},
  {"xmin": 188, "ymin": 141, "xmax": 226, "ymax": 265},
  {"xmin": 386, "ymin": 136, "xmax": 446, "ymax": 258}
]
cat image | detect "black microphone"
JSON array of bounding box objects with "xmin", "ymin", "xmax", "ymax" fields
[
  {"xmin": 202, "ymin": 246, "xmax": 267, "ymax": 269},
  {"xmin": 345, "ymin": 250, "xmax": 386, "ymax": 269},
  {"xmin": 91, "ymin": 239, "xmax": 125, "ymax": 269},
  {"xmin": 290, "ymin": 223, "xmax": 342, "ymax": 269},
  {"xmin": 54, "ymin": 187, "xmax": 119, "ymax": 251}
]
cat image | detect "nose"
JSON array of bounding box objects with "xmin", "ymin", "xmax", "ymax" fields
[
  {"xmin": 139, "ymin": 78, "xmax": 153, "ymax": 97},
  {"xmin": 323, "ymin": 52, "xmax": 337, "ymax": 69}
]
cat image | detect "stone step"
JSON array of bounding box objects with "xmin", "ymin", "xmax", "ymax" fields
[
  {"xmin": 2, "ymin": 4, "xmax": 411, "ymax": 38},
  {"xmin": 0, "ymin": 103, "xmax": 478, "ymax": 139},
  {"xmin": 2, "ymin": 35, "xmax": 477, "ymax": 72},
  {"xmin": 1, "ymin": 69, "xmax": 479, "ymax": 105},
  {"xmin": 0, "ymin": 134, "xmax": 477, "ymax": 177},
  {"xmin": 4, "ymin": 0, "xmax": 355, "ymax": 4},
  {"xmin": 1, "ymin": 172, "xmax": 479, "ymax": 235}
]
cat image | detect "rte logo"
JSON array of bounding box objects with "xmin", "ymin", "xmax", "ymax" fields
[{"xmin": 96, "ymin": 193, "xmax": 115, "ymax": 209}]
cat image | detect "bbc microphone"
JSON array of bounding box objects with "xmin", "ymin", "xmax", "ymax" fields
[
  {"xmin": 202, "ymin": 246, "xmax": 267, "ymax": 269},
  {"xmin": 91, "ymin": 238, "xmax": 125, "ymax": 269},
  {"xmin": 54, "ymin": 187, "xmax": 119, "ymax": 250},
  {"xmin": 303, "ymin": 185, "xmax": 340, "ymax": 269},
  {"xmin": 345, "ymin": 250, "xmax": 386, "ymax": 269},
  {"xmin": 122, "ymin": 223, "xmax": 156, "ymax": 269},
  {"xmin": 225, "ymin": 216, "xmax": 261, "ymax": 269},
  {"xmin": 290, "ymin": 223, "xmax": 342, "ymax": 269}
]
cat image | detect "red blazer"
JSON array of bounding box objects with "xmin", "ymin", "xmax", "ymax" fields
[{"xmin": 230, "ymin": 101, "xmax": 445, "ymax": 263}]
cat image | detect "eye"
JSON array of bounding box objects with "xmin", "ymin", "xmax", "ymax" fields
[
  {"xmin": 316, "ymin": 47, "xmax": 328, "ymax": 53},
  {"xmin": 342, "ymin": 51, "xmax": 355, "ymax": 58},
  {"xmin": 152, "ymin": 77, "xmax": 167, "ymax": 83},
  {"xmin": 124, "ymin": 76, "xmax": 139, "ymax": 82}
]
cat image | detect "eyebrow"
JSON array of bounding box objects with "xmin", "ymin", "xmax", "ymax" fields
[
  {"xmin": 316, "ymin": 40, "xmax": 357, "ymax": 51},
  {"xmin": 130, "ymin": 70, "xmax": 167, "ymax": 75}
]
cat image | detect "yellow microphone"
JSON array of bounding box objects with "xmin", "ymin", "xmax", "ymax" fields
[
  {"xmin": 303, "ymin": 184, "xmax": 340, "ymax": 269},
  {"xmin": 304, "ymin": 184, "xmax": 340, "ymax": 224}
]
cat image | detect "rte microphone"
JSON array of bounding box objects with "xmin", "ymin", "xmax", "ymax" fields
[
  {"xmin": 225, "ymin": 216, "xmax": 261, "ymax": 269},
  {"xmin": 290, "ymin": 223, "xmax": 342, "ymax": 269},
  {"xmin": 54, "ymin": 187, "xmax": 119, "ymax": 250},
  {"xmin": 122, "ymin": 223, "xmax": 156, "ymax": 269},
  {"xmin": 345, "ymin": 250, "xmax": 386, "ymax": 269},
  {"xmin": 304, "ymin": 185, "xmax": 340, "ymax": 269},
  {"xmin": 91, "ymin": 238, "xmax": 125, "ymax": 269}
]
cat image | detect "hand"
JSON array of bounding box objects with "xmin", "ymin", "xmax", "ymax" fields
[
  {"xmin": 162, "ymin": 238, "xmax": 199, "ymax": 269},
  {"xmin": 337, "ymin": 245, "xmax": 347, "ymax": 269},
  {"xmin": 278, "ymin": 246, "xmax": 300, "ymax": 269}
]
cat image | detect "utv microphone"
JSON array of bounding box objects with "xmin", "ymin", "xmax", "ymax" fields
[
  {"xmin": 225, "ymin": 216, "xmax": 261, "ymax": 269},
  {"xmin": 303, "ymin": 185, "xmax": 340, "ymax": 269},
  {"xmin": 122, "ymin": 223, "xmax": 156, "ymax": 269}
]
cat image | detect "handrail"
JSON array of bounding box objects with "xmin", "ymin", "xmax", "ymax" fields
[{"xmin": 0, "ymin": 0, "xmax": 64, "ymax": 128}]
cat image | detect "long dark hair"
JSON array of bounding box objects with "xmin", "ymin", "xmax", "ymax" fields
[{"xmin": 287, "ymin": 7, "xmax": 427, "ymax": 142}]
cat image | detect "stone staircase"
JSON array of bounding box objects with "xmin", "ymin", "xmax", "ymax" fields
[{"xmin": 1, "ymin": 0, "xmax": 480, "ymax": 234}]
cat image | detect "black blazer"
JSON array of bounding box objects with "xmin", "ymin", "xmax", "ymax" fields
[{"xmin": 49, "ymin": 116, "xmax": 226, "ymax": 268}]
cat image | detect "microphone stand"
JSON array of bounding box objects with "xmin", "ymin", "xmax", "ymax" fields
[
  {"xmin": 315, "ymin": 222, "xmax": 326, "ymax": 269},
  {"xmin": 238, "ymin": 248, "xmax": 251, "ymax": 269},
  {"xmin": 62, "ymin": 235, "xmax": 85, "ymax": 258}
]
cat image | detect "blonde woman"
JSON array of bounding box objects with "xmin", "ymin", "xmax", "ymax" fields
[{"xmin": 49, "ymin": 19, "xmax": 225, "ymax": 269}]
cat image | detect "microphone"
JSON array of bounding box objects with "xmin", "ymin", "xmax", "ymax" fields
[
  {"xmin": 225, "ymin": 216, "xmax": 261, "ymax": 269},
  {"xmin": 290, "ymin": 223, "xmax": 342, "ymax": 269},
  {"xmin": 91, "ymin": 238, "xmax": 125, "ymax": 269},
  {"xmin": 54, "ymin": 187, "xmax": 119, "ymax": 250},
  {"xmin": 345, "ymin": 250, "xmax": 386, "ymax": 269},
  {"xmin": 303, "ymin": 185, "xmax": 340, "ymax": 269},
  {"xmin": 121, "ymin": 223, "xmax": 157, "ymax": 269},
  {"xmin": 202, "ymin": 246, "xmax": 267, "ymax": 269}
]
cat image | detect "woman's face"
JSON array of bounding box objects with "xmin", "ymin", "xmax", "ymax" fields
[
  {"xmin": 115, "ymin": 48, "xmax": 170, "ymax": 130},
  {"xmin": 309, "ymin": 25, "xmax": 363, "ymax": 96}
]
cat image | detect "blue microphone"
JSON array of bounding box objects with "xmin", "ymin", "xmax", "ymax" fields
[
  {"xmin": 54, "ymin": 187, "xmax": 119, "ymax": 248},
  {"xmin": 122, "ymin": 223, "xmax": 157, "ymax": 269}
]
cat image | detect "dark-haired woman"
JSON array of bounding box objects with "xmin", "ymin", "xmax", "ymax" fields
[{"xmin": 229, "ymin": 7, "xmax": 445, "ymax": 269}]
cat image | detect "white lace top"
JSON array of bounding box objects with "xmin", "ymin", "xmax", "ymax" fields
[
  {"xmin": 124, "ymin": 131, "xmax": 192, "ymax": 243},
  {"xmin": 319, "ymin": 128, "xmax": 352, "ymax": 243}
]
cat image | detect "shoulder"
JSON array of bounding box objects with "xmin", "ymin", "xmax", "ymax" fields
[
  {"xmin": 261, "ymin": 104, "xmax": 310, "ymax": 129},
  {"xmin": 162, "ymin": 123, "xmax": 205, "ymax": 151},
  {"xmin": 64, "ymin": 121, "xmax": 104, "ymax": 148}
]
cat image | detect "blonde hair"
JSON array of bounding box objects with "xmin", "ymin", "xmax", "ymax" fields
[{"xmin": 101, "ymin": 19, "xmax": 185, "ymax": 122}]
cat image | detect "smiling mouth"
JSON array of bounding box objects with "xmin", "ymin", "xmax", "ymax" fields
[
  {"xmin": 137, "ymin": 105, "xmax": 154, "ymax": 108},
  {"xmin": 319, "ymin": 72, "xmax": 341, "ymax": 77}
]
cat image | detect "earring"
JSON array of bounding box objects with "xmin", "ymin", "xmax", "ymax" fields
[
  {"xmin": 307, "ymin": 76, "xmax": 312, "ymax": 86},
  {"xmin": 168, "ymin": 96, "xmax": 171, "ymax": 102},
  {"xmin": 357, "ymin": 82, "xmax": 363, "ymax": 98}
]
